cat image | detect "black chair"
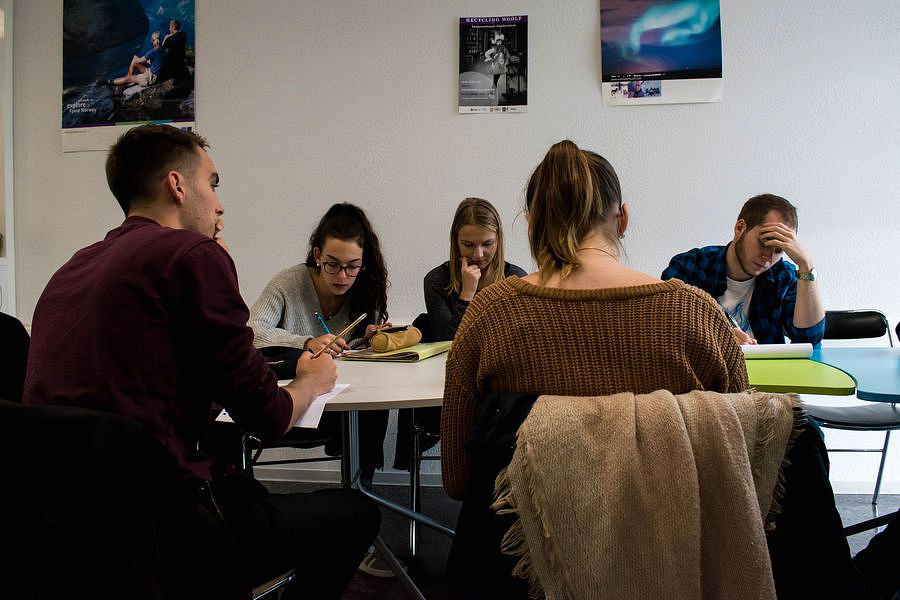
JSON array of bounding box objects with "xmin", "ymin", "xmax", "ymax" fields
[
  {"xmin": 805, "ymin": 310, "xmax": 898, "ymax": 505},
  {"xmin": 251, "ymin": 570, "xmax": 296, "ymax": 600},
  {"xmin": 245, "ymin": 346, "xmax": 389, "ymax": 488},
  {"xmin": 823, "ymin": 309, "xmax": 894, "ymax": 342},
  {"xmin": 242, "ymin": 427, "xmax": 342, "ymax": 479},
  {"xmin": 0, "ymin": 311, "xmax": 29, "ymax": 402},
  {"xmin": 0, "ymin": 400, "xmax": 295, "ymax": 599},
  {"xmin": 239, "ymin": 346, "xmax": 342, "ymax": 481}
]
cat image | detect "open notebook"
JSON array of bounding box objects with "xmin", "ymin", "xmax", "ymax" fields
[
  {"xmin": 341, "ymin": 341, "xmax": 452, "ymax": 362},
  {"xmin": 741, "ymin": 343, "xmax": 813, "ymax": 359}
]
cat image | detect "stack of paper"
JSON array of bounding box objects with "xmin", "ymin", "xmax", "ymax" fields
[
  {"xmin": 741, "ymin": 343, "xmax": 813, "ymax": 359},
  {"xmin": 341, "ymin": 341, "xmax": 452, "ymax": 362}
]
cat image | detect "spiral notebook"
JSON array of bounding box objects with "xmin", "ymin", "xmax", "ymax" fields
[{"xmin": 341, "ymin": 341, "xmax": 452, "ymax": 362}]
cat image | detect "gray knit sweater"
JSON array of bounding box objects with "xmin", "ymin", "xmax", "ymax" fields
[{"xmin": 248, "ymin": 264, "xmax": 353, "ymax": 349}]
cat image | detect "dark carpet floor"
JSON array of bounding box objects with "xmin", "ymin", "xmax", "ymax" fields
[{"xmin": 262, "ymin": 479, "xmax": 897, "ymax": 599}]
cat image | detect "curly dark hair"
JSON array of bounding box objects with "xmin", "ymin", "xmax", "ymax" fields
[{"xmin": 305, "ymin": 203, "xmax": 389, "ymax": 338}]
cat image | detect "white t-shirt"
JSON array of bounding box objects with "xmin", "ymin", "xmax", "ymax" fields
[{"xmin": 718, "ymin": 277, "xmax": 755, "ymax": 338}]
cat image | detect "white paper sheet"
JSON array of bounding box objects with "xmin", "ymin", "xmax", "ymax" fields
[
  {"xmin": 215, "ymin": 384, "xmax": 349, "ymax": 429},
  {"xmin": 740, "ymin": 343, "xmax": 813, "ymax": 360}
]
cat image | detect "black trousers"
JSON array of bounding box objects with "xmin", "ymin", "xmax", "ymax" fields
[
  {"xmin": 211, "ymin": 476, "xmax": 381, "ymax": 599},
  {"xmin": 853, "ymin": 511, "xmax": 900, "ymax": 599},
  {"xmin": 317, "ymin": 409, "xmax": 390, "ymax": 480},
  {"xmin": 767, "ymin": 418, "xmax": 867, "ymax": 599}
]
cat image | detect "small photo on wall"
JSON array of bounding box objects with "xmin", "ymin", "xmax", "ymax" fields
[
  {"xmin": 459, "ymin": 16, "xmax": 528, "ymax": 114},
  {"xmin": 610, "ymin": 79, "xmax": 662, "ymax": 99}
]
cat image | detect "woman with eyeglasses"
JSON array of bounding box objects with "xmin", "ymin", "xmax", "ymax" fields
[
  {"xmin": 250, "ymin": 202, "xmax": 391, "ymax": 355},
  {"xmin": 248, "ymin": 204, "xmax": 394, "ymax": 573}
]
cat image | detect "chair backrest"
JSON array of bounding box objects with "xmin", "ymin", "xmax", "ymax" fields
[
  {"xmin": 824, "ymin": 310, "xmax": 893, "ymax": 346},
  {"xmin": 412, "ymin": 312, "xmax": 435, "ymax": 343},
  {"xmin": 0, "ymin": 400, "xmax": 246, "ymax": 599},
  {"xmin": 0, "ymin": 311, "xmax": 30, "ymax": 402}
]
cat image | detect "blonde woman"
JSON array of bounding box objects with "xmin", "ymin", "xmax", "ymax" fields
[{"xmin": 424, "ymin": 197, "xmax": 526, "ymax": 341}]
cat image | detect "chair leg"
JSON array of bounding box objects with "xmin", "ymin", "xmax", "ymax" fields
[
  {"xmin": 872, "ymin": 430, "xmax": 891, "ymax": 506},
  {"xmin": 241, "ymin": 433, "xmax": 253, "ymax": 478},
  {"xmin": 409, "ymin": 408, "xmax": 419, "ymax": 556}
]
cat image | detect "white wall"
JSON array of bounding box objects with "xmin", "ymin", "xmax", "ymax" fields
[{"xmin": 14, "ymin": 1, "xmax": 900, "ymax": 492}]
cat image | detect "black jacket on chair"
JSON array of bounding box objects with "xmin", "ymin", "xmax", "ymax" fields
[{"xmin": 0, "ymin": 400, "xmax": 246, "ymax": 600}]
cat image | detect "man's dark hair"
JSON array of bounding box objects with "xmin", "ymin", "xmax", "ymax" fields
[
  {"xmin": 738, "ymin": 193, "xmax": 798, "ymax": 231},
  {"xmin": 171, "ymin": 19, "xmax": 181, "ymax": 31},
  {"xmin": 105, "ymin": 125, "xmax": 208, "ymax": 215}
]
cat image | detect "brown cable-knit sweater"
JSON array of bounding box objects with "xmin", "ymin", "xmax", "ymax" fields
[{"xmin": 440, "ymin": 276, "xmax": 749, "ymax": 500}]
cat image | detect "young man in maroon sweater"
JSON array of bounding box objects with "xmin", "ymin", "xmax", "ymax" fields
[{"xmin": 24, "ymin": 124, "xmax": 379, "ymax": 599}]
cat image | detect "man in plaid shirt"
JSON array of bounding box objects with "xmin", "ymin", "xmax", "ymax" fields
[{"xmin": 662, "ymin": 194, "xmax": 825, "ymax": 346}]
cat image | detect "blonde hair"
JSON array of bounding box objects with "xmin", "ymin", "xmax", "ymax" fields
[
  {"xmin": 525, "ymin": 140, "xmax": 622, "ymax": 282},
  {"xmin": 448, "ymin": 197, "xmax": 506, "ymax": 295}
]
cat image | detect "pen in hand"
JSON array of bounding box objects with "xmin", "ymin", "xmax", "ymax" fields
[
  {"xmin": 724, "ymin": 311, "xmax": 740, "ymax": 329},
  {"xmin": 311, "ymin": 312, "xmax": 368, "ymax": 359},
  {"xmin": 314, "ymin": 311, "xmax": 331, "ymax": 334},
  {"xmin": 723, "ymin": 310, "xmax": 757, "ymax": 345}
]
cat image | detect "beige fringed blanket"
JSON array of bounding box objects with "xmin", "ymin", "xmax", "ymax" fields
[{"xmin": 492, "ymin": 390, "xmax": 804, "ymax": 600}]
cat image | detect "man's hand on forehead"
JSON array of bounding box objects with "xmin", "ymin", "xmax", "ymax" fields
[{"xmin": 758, "ymin": 222, "xmax": 811, "ymax": 270}]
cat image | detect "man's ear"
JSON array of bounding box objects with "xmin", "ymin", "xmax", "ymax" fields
[
  {"xmin": 733, "ymin": 218, "xmax": 747, "ymax": 240},
  {"xmin": 165, "ymin": 170, "xmax": 187, "ymax": 205}
]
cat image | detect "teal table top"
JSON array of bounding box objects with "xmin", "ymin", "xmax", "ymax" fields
[{"xmin": 811, "ymin": 347, "xmax": 900, "ymax": 403}]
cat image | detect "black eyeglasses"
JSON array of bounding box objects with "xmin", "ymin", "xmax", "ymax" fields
[{"xmin": 321, "ymin": 261, "xmax": 363, "ymax": 277}]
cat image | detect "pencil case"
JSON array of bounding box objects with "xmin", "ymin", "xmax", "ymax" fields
[{"xmin": 369, "ymin": 325, "xmax": 422, "ymax": 352}]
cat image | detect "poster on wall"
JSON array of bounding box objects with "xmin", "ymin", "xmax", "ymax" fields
[
  {"xmin": 62, "ymin": 0, "xmax": 195, "ymax": 152},
  {"xmin": 600, "ymin": 0, "xmax": 722, "ymax": 106},
  {"xmin": 459, "ymin": 16, "xmax": 527, "ymax": 114}
]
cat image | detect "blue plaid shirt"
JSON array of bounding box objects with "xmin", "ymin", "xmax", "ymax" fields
[{"xmin": 661, "ymin": 244, "xmax": 825, "ymax": 346}]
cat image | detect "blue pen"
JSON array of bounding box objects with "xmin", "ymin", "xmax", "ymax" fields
[{"xmin": 314, "ymin": 311, "xmax": 331, "ymax": 334}]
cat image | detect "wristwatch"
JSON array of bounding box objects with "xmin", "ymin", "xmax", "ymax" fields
[{"xmin": 796, "ymin": 268, "xmax": 817, "ymax": 281}]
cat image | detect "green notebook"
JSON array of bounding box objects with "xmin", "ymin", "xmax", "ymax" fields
[{"xmin": 341, "ymin": 341, "xmax": 452, "ymax": 362}]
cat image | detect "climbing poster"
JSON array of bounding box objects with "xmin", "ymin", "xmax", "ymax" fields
[
  {"xmin": 62, "ymin": 0, "xmax": 196, "ymax": 152},
  {"xmin": 600, "ymin": 0, "xmax": 722, "ymax": 105}
]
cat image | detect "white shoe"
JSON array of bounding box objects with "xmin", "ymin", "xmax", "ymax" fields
[{"xmin": 358, "ymin": 548, "xmax": 403, "ymax": 578}]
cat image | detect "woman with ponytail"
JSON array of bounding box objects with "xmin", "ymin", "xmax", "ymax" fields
[{"xmin": 440, "ymin": 141, "xmax": 747, "ymax": 597}]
